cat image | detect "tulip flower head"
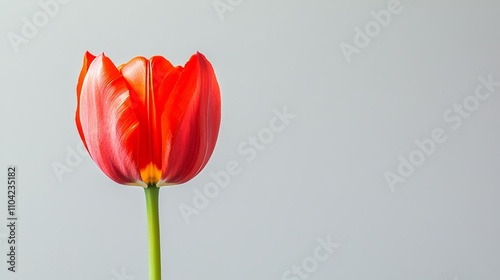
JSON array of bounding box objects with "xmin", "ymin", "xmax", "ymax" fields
[{"xmin": 76, "ymin": 51, "xmax": 221, "ymax": 188}]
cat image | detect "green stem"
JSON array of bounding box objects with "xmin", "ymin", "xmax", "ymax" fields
[{"xmin": 144, "ymin": 186, "xmax": 161, "ymax": 280}]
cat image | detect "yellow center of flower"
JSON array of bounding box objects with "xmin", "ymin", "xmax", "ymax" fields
[{"xmin": 140, "ymin": 163, "xmax": 162, "ymax": 185}]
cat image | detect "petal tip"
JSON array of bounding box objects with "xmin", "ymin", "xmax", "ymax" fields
[{"xmin": 83, "ymin": 51, "xmax": 97, "ymax": 61}]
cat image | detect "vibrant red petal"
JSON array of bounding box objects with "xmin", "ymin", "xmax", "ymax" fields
[
  {"xmin": 149, "ymin": 56, "xmax": 182, "ymax": 171},
  {"xmin": 161, "ymin": 52, "xmax": 221, "ymax": 184},
  {"xmin": 119, "ymin": 57, "xmax": 176, "ymax": 183},
  {"xmin": 78, "ymin": 54, "xmax": 141, "ymax": 185},
  {"xmin": 76, "ymin": 51, "xmax": 96, "ymax": 151}
]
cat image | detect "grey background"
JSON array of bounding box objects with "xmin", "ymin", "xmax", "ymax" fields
[{"xmin": 1, "ymin": 0, "xmax": 500, "ymax": 279}]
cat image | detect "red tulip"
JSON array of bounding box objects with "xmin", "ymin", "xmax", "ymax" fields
[{"xmin": 75, "ymin": 51, "xmax": 221, "ymax": 187}]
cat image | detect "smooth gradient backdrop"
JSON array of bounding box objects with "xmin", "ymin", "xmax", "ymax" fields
[{"xmin": 1, "ymin": 0, "xmax": 500, "ymax": 279}]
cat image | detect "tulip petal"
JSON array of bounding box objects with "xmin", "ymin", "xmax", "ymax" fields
[
  {"xmin": 76, "ymin": 51, "xmax": 96, "ymax": 151},
  {"xmin": 161, "ymin": 52, "xmax": 221, "ymax": 184},
  {"xmin": 149, "ymin": 56, "xmax": 182, "ymax": 172},
  {"xmin": 120, "ymin": 56, "xmax": 181, "ymax": 184},
  {"xmin": 78, "ymin": 54, "xmax": 142, "ymax": 185}
]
